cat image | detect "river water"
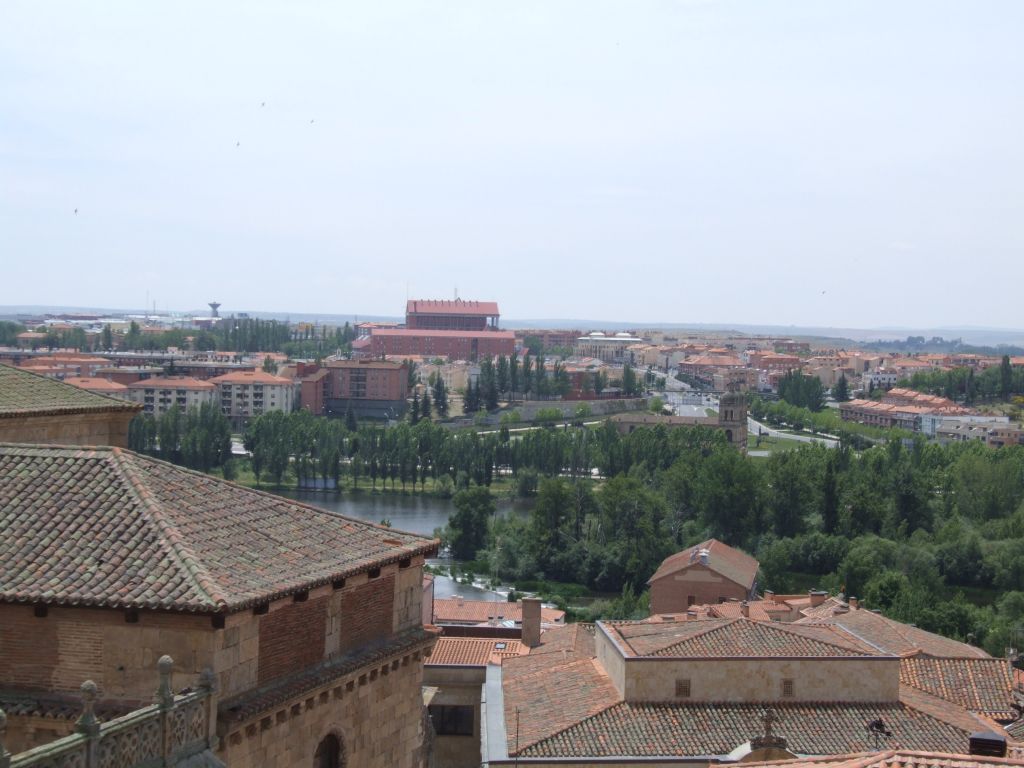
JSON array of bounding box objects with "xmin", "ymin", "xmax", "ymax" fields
[{"xmin": 272, "ymin": 489, "xmax": 530, "ymax": 600}]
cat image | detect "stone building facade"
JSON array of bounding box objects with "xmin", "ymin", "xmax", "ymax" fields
[{"xmin": 0, "ymin": 444, "xmax": 439, "ymax": 767}]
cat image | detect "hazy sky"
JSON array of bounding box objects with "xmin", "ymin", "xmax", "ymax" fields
[{"xmin": 2, "ymin": 1, "xmax": 1022, "ymax": 328}]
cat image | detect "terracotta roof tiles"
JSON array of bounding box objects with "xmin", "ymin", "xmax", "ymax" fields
[
  {"xmin": 0, "ymin": 364, "xmax": 139, "ymax": 417},
  {"xmin": 0, "ymin": 444, "xmax": 437, "ymax": 613},
  {"xmin": 648, "ymin": 538, "xmax": 759, "ymax": 589},
  {"xmin": 900, "ymin": 656, "xmax": 1018, "ymax": 721},
  {"xmin": 426, "ymin": 637, "xmax": 529, "ymax": 666}
]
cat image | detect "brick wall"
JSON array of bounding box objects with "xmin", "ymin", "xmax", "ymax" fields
[
  {"xmin": 258, "ymin": 597, "xmax": 328, "ymax": 684},
  {"xmin": 339, "ymin": 575, "xmax": 395, "ymax": 655},
  {"xmin": 0, "ymin": 604, "xmax": 213, "ymax": 700},
  {"xmin": 649, "ymin": 569, "xmax": 750, "ymax": 615}
]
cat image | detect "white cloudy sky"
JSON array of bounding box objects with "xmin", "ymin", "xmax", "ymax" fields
[{"xmin": 2, "ymin": 1, "xmax": 1022, "ymax": 327}]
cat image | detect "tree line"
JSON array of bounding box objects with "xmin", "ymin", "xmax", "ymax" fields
[
  {"xmin": 127, "ymin": 404, "xmax": 234, "ymax": 474},
  {"xmin": 901, "ymin": 356, "xmax": 1024, "ymax": 404},
  {"xmin": 450, "ymin": 432, "xmax": 1024, "ymax": 655}
]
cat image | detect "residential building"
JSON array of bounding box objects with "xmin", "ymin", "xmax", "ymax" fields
[
  {"xmin": 648, "ymin": 538, "xmax": 759, "ymax": 614},
  {"xmin": 210, "ymin": 369, "xmax": 296, "ymax": 427},
  {"xmin": 127, "ymin": 375, "xmax": 216, "ymax": 416},
  {"xmin": 0, "ymin": 364, "xmax": 139, "ymax": 447},
  {"xmin": 405, "ymin": 299, "xmax": 500, "ymax": 331},
  {"xmin": 324, "ymin": 359, "xmax": 409, "ymax": 419},
  {"xmin": 62, "ymin": 376, "xmax": 131, "ymax": 399},
  {"xmin": 0, "ymin": 443, "xmax": 438, "ymax": 767}
]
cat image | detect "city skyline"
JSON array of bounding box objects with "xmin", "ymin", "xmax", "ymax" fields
[{"xmin": 3, "ymin": 1, "xmax": 1023, "ymax": 328}]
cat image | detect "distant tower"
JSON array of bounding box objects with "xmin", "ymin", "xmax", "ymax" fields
[
  {"xmin": 718, "ymin": 387, "xmax": 748, "ymax": 452},
  {"xmin": 208, "ymin": 302, "xmax": 221, "ymax": 318}
]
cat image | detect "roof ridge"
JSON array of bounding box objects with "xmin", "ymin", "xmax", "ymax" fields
[
  {"xmin": 109, "ymin": 448, "xmax": 227, "ymax": 611},
  {"xmin": 759, "ymin": 618, "xmax": 881, "ymax": 655}
]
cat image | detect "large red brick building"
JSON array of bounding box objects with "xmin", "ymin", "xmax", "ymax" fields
[
  {"xmin": 299, "ymin": 359, "xmax": 411, "ymax": 419},
  {"xmin": 352, "ymin": 299, "xmax": 514, "ymax": 361},
  {"xmin": 405, "ymin": 299, "xmax": 500, "ymax": 331},
  {"xmin": 354, "ymin": 328, "xmax": 515, "ymax": 360}
]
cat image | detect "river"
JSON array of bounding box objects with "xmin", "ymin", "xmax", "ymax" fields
[{"xmin": 272, "ymin": 489, "xmax": 530, "ymax": 600}]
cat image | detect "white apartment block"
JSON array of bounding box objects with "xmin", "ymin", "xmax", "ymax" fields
[
  {"xmin": 127, "ymin": 376, "xmax": 216, "ymax": 417},
  {"xmin": 210, "ymin": 370, "xmax": 296, "ymax": 425}
]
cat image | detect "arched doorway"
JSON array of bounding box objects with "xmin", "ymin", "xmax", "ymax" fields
[{"xmin": 314, "ymin": 733, "xmax": 345, "ymax": 768}]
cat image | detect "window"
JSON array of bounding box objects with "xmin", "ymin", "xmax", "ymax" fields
[
  {"xmin": 687, "ymin": 595, "xmax": 696, "ymax": 607},
  {"xmin": 781, "ymin": 678, "xmax": 794, "ymax": 698},
  {"xmin": 429, "ymin": 705, "xmax": 474, "ymax": 736},
  {"xmin": 675, "ymin": 678, "xmax": 691, "ymax": 698}
]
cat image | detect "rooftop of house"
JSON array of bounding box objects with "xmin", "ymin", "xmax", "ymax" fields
[
  {"xmin": 494, "ymin": 622, "xmax": 1015, "ymax": 762},
  {"xmin": 431, "ymin": 597, "xmax": 565, "ymax": 625},
  {"xmin": 739, "ymin": 749, "xmax": 1024, "ymax": 768},
  {"xmin": 62, "ymin": 376, "xmax": 129, "ymax": 392},
  {"xmin": 900, "ymin": 656, "xmax": 1019, "ymax": 722},
  {"xmin": 406, "ymin": 299, "xmax": 500, "ymax": 316},
  {"xmin": 648, "ymin": 538, "xmax": 759, "ymax": 589},
  {"xmin": 603, "ymin": 616, "xmax": 879, "ymax": 658},
  {"xmin": 126, "ymin": 375, "xmax": 215, "ymax": 390},
  {"xmin": 208, "ymin": 369, "xmax": 293, "ymax": 385},
  {"xmin": 0, "ymin": 444, "xmax": 437, "ymax": 614},
  {"xmin": 426, "ymin": 637, "xmax": 530, "ymax": 667},
  {"xmin": 797, "ymin": 609, "xmax": 990, "ymax": 659},
  {"xmin": 0, "ymin": 363, "xmax": 139, "ymax": 418}
]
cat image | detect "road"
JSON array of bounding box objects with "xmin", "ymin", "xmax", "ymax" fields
[{"xmin": 747, "ymin": 415, "xmax": 839, "ymax": 448}]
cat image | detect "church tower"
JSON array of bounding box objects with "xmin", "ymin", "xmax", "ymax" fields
[{"xmin": 717, "ymin": 387, "xmax": 748, "ymax": 452}]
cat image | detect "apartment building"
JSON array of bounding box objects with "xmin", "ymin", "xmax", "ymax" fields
[
  {"xmin": 127, "ymin": 375, "xmax": 216, "ymax": 417},
  {"xmin": 210, "ymin": 369, "xmax": 296, "ymax": 426}
]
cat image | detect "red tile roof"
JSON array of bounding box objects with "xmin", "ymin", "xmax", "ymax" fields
[
  {"xmin": 208, "ymin": 370, "xmax": 293, "ymax": 385},
  {"xmin": 648, "ymin": 538, "xmax": 759, "ymax": 589},
  {"xmin": 432, "ymin": 598, "xmax": 565, "ymax": 625},
  {"xmin": 517, "ymin": 692, "xmax": 998, "ymax": 759},
  {"xmin": 62, "ymin": 377, "xmax": 129, "ymax": 393},
  {"xmin": 406, "ymin": 299, "xmax": 499, "ymax": 316},
  {"xmin": 741, "ymin": 750, "xmax": 1024, "ymax": 768},
  {"xmin": 0, "ymin": 444, "xmax": 437, "ymax": 613},
  {"xmin": 607, "ymin": 617, "xmax": 878, "ymax": 658},
  {"xmin": 426, "ymin": 637, "xmax": 529, "ymax": 666},
  {"xmin": 900, "ymin": 656, "xmax": 1018, "ymax": 721},
  {"xmin": 0, "ymin": 364, "xmax": 139, "ymax": 417},
  {"xmin": 126, "ymin": 376, "xmax": 215, "ymax": 390},
  {"xmin": 799, "ymin": 610, "xmax": 989, "ymax": 659}
]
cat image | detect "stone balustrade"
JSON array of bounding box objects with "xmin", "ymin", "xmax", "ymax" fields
[{"xmin": 0, "ymin": 656, "xmax": 222, "ymax": 768}]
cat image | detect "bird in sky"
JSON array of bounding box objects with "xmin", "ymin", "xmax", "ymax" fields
[
  {"xmin": 236, "ymin": 141, "xmax": 241, "ymax": 147},
  {"xmin": 74, "ymin": 208, "xmax": 78, "ymax": 214},
  {"xmin": 261, "ymin": 101, "xmax": 265, "ymax": 107},
  {"xmin": 310, "ymin": 119, "xmax": 315, "ymax": 124}
]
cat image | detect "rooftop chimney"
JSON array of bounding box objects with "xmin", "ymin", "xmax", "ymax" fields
[
  {"xmin": 740, "ymin": 601, "xmax": 750, "ymax": 618},
  {"xmin": 456, "ymin": 596, "xmax": 464, "ymax": 607},
  {"xmin": 969, "ymin": 732, "xmax": 1007, "ymax": 758},
  {"xmin": 764, "ymin": 590, "xmax": 775, "ymax": 603},
  {"xmin": 849, "ymin": 596, "xmax": 859, "ymax": 610},
  {"xmin": 521, "ymin": 598, "xmax": 542, "ymax": 648},
  {"xmin": 809, "ymin": 590, "xmax": 827, "ymax": 608}
]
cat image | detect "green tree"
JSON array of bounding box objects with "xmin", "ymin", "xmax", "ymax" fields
[
  {"xmin": 447, "ymin": 486, "xmax": 495, "ymax": 559},
  {"xmin": 832, "ymin": 374, "xmax": 850, "ymax": 402}
]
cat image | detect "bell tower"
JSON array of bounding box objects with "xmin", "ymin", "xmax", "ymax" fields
[{"xmin": 717, "ymin": 386, "xmax": 748, "ymax": 452}]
